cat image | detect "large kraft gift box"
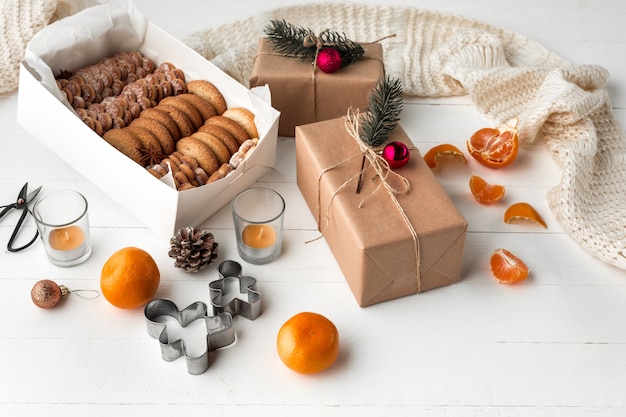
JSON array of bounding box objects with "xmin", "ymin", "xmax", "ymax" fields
[
  {"xmin": 295, "ymin": 118, "xmax": 468, "ymax": 307},
  {"xmin": 249, "ymin": 38, "xmax": 384, "ymax": 137}
]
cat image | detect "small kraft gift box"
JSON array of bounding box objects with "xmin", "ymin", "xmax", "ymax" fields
[
  {"xmin": 249, "ymin": 24, "xmax": 385, "ymax": 137},
  {"xmin": 295, "ymin": 114, "xmax": 468, "ymax": 307}
]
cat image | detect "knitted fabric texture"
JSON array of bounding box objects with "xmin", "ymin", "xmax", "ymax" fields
[
  {"xmin": 185, "ymin": 3, "xmax": 626, "ymax": 270},
  {"xmin": 0, "ymin": 0, "xmax": 94, "ymax": 93}
]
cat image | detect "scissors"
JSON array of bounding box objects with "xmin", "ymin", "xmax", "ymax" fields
[{"xmin": 0, "ymin": 182, "xmax": 42, "ymax": 252}]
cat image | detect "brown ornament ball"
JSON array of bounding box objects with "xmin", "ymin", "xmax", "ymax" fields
[{"xmin": 31, "ymin": 279, "xmax": 69, "ymax": 309}]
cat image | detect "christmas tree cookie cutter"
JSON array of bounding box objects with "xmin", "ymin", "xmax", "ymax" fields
[
  {"xmin": 144, "ymin": 298, "xmax": 235, "ymax": 375},
  {"xmin": 209, "ymin": 260, "xmax": 262, "ymax": 320}
]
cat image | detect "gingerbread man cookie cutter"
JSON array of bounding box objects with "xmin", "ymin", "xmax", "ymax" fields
[
  {"xmin": 144, "ymin": 298, "xmax": 235, "ymax": 375},
  {"xmin": 209, "ymin": 260, "xmax": 262, "ymax": 320}
]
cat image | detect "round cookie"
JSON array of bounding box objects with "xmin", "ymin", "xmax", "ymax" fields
[
  {"xmin": 197, "ymin": 123, "xmax": 239, "ymax": 155},
  {"xmin": 177, "ymin": 93, "xmax": 217, "ymax": 122},
  {"xmin": 191, "ymin": 131, "xmax": 231, "ymax": 166},
  {"xmin": 129, "ymin": 117, "xmax": 175, "ymax": 155},
  {"xmin": 187, "ymin": 80, "xmax": 227, "ymax": 114},
  {"xmin": 175, "ymin": 136, "xmax": 219, "ymax": 175},
  {"xmin": 159, "ymin": 96, "xmax": 204, "ymax": 130},
  {"xmin": 223, "ymin": 107, "xmax": 259, "ymax": 139},
  {"xmin": 158, "ymin": 104, "xmax": 196, "ymax": 138},
  {"xmin": 205, "ymin": 115, "xmax": 249, "ymax": 145},
  {"xmin": 102, "ymin": 128, "xmax": 143, "ymax": 164},
  {"xmin": 140, "ymin": 107, "xmax": 181, "ymax": 141},
  {"xmin": 125, "ymin": 126, "xmax": 164, "ymax": 166}
]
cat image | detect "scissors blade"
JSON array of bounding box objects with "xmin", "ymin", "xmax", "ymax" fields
[
  {"xmin": 25, "ymin": 186, "xmax": 42, "ymax": 204},
  {"xmin": 16, "ymin": 183, "xmax": 29, "ymax": 202}
]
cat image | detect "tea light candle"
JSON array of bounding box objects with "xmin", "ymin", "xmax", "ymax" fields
[
  {"xmin": 32, "ymin": 189, "xmax": 92, "ymax": 267},
  {"xmin": 49, "ymin": 225, "xmax": 85, "ymax": 251},
  {"xmin": 242, "ymin": 224, "xmax": 277, "ymax": 249},
  {"xmin": 232, "ymin": 188, "xmax": 285, "ymax": 265}
]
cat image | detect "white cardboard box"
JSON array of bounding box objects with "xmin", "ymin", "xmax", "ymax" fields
[{"xmin": 17, "ymin": 0, "xmax": 280, "ymax": 241}]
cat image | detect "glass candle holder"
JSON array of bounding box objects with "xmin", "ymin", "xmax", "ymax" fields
[
  {"xmin": 32, "ymin": 190, "xmax": 92, "ymax": 267},
  {"xmin": 232, "ymin": 187, "xmax": 285, "ymax": 265}
]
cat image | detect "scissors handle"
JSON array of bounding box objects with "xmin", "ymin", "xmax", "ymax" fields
[
  {"xmin": 0, "ymin": 204, "xmax": 14, "ymax": 219},
  {"xmin": 7, "ymin": 208, "xmax": 39, "ymax": 252}
]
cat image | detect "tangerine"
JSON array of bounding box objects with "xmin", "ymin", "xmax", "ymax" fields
[
  {"xmin": 276, "ymin": 312, "xmax": 339, "ymax": 374},
  {"xmin": 423, "ymin": 143, "xmax": 467, "ymax": 169},
  {"xmin": 469, "ymin": 174, "xmax": 505, "ymax": 204},
  {"xmin": 490, "ymin": 248, "xmax": 529, "ymax": 284},
  {"xmin": 504, "ymin": 202, "xmax": 547, "ymax": 228},
  {"xmin": 100, "ymin": 247, "xmax": 160, "ymax": 309},
  {"xmin": 467, "ymin": 120, "xmax": 519, "ymax": 168}
]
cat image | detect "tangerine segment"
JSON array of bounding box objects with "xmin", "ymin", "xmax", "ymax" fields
[
  {"xmin": 467, "ymin": 121, "xmax": 519, "ymax": 168},
  {"xmin": 490, "ymin": 248, "xmax": 529, "ymax": 284},
  {"xmin": 504, "ymin": 202, "xmax": 547, "ymax": 228},
  {"xmin": 469, "ymin": 174, "xmax": 505, "ymax": 204},
  {"xmin": 423, "ymin": 143, "xmax": 467, "ymax": 168},
  {"xmin": 277, "ymin": 312, "xmax": 339, "ymax": 374}
]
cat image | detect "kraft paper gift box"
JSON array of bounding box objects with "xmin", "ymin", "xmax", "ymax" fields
[
  {"xmin": 249, "ymin": 38, "xmax": 384, "ymax": 137},
  {"xmin": 17, "ymin": 0, "xmax": 279, "ymax": 241},
  {"xmin": 295, "ymin": 118, "xmax": 468, "ymax": 307}
]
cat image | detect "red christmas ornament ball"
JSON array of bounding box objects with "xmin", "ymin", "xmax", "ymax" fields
[
  {"xmin": 316, "ymin": 48, "xmax": 342, "ymax": 73},
  {"xmin": 382, "ymin": 141, "xmax": 411, "ymax": 169}
]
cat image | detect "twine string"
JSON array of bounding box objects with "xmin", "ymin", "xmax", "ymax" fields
[{"xmin": 308, "ymin": 108, "xmax": 420, "ymax": 292}]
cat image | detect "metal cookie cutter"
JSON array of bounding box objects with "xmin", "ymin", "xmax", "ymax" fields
[
  {"xmin": 144, "ymin": 299, "xmax": 235, "ymax": 375},
  {"xmin": 209, "ymin": 260, "xmax": 262, "ymax": 320}
]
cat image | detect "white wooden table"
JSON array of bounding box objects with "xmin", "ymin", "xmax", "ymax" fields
[{"xmin": 2, "ymin": 0, "xmax": 625, "ymax": 415}]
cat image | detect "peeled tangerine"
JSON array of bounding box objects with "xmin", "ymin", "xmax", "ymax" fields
[
  {"xmin": 467, "ymin": 120, "xmax": 519, "ymax": 168},
  {"xmin": 490, "ymin": 248, "xmax": 529, "ymax": 284}
]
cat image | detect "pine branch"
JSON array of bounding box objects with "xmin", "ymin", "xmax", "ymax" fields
[
  {"xmin": 360, "ymin": 76, "xmax": 403, "ymax": 147},
  {"xmin": 318, "ymin": 29, "xmax": 365, "ymax": 67},
  {"xmin": 264, "ymin": 19, "xmax": 318, "ymax": 62},
  {"xmin": 264, "ymin": 19, "xmax": 365, "ymax": 67}
]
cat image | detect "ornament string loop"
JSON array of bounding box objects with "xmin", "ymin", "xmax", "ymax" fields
[{"xmin": 70, "ymin": 289, "xmax": 100, "ymax": 299}]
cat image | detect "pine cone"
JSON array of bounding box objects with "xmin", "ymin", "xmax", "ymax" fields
[{"xmin": 168, "ymin": 227, "xmax": 218, "ymax": 272}]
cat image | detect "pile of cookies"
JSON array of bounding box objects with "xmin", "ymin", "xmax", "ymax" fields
[{"xmin": 57, "ymin": 51, "xmax": 260, "ymax": 191}]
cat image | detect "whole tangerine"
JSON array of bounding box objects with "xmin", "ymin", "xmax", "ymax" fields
[
  {"xmin": 100, "ymin": 247, "xmax": 160, "ymax": 309},
  {"xmin": 277, "ymin": 312, "xmax": 340, "ymax": 374}
]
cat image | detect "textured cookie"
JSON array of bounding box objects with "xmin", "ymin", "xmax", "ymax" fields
[
  {"xmin": 102, "ymin": 128, "xmax": 143, "ymax": 164},
  {"xmin": 175, "ymin": 137, "xmax": 219, "ymax": 175},
  {"xmin": 129, "ymin": 117, "xmax": 175, "ymax": 155},
  {"xmin": 191, "ymin": 131, "xmax": 231, "ymax": 166},
  {"xmin": 158, "ymin": 104, "xmax": 196, "ymax": 138},
  {"xmin": 205, "ymin": 115, "xmax": 249, "ymax": 145},
  {"xmin": 187, "ymin": 80, "xmax": 227, "ymax": 114},
  {"xmin": 223, "ymin": 107, "xmax": 259, "ymax": 139},
  {"xmin": 125, "ymin": 126, "xmax": 164, "ymax": 166},
  {"xmin": 140, "ymin": 107, "xmax": 181, "ymax": 141},
  {"xmin": 177, "ymin": 93, "xmax": 217, "ymax": 122},
  {"xmin": 197, "ymin": 123, "xmax": 239, "ymax": 155},
  {"xmin": 159, "ymin": 96, "xmax": 204, "ymax": 130}
]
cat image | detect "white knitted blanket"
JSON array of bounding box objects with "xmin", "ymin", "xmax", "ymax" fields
[
  {"xmin": 0, "ymin": 0, "xmax": 96, "ymax": 93},
  {"xmin": 185, "ymin": 3, "xmax": 626, "ymax": 270}
]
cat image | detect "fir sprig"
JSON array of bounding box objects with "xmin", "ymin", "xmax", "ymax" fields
[
  {"xmin": 264, "ymin": 19, "xmax": 365, "ymax": 68},
  {"xmin": 360, "ymin": 76, "xmax": 403, "ymax": 147}
]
